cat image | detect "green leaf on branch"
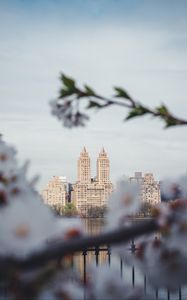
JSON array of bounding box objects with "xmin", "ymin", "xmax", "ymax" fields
[
  {"xmin": 59, "ymin": 88, "xmax": 74, "ymax": 98},
  {"xmin": 87, "ymin": 101, "xmax": 103, "ymax": 109},
  {"xmin": 125, "ymin": 105, "xmax": 149, "ymax": 120},
  {"xmin": 156, "ymin": 104, "xmax": 169, "ymax": 115},
  {"xmin": 60, "ymin": 74, "xmax": 76, "ymax": 89},
  {"xmin": 165, "ymin": 117, "xmax": 179, "ymax": 128},
  {"xmin": 58, "ymin": 74, "xmax": 78, "ymax": 98},
  {"xmin": 114, "ymin": 87, "xmax": 132, "ymax": 100},
  {"xmin": 84, "ymin": 85, "xmax": 95, "ymax": 96}
]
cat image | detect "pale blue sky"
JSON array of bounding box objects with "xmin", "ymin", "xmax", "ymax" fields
[{"xmin": 0, "ymin": 0, "xmax": 187, "ymax": 190}]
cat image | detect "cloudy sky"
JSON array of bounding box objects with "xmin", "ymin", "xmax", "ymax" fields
[{"xmin": 0, "ymin": 0, "xmax": 187, "ymax": 190}]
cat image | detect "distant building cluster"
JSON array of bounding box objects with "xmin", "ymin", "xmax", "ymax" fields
[
  {"xmin": 71, "ymin": 147, "xmax": 113, "ymax": 216},
  {"xmin": 129, "ymin": 172, "xmax": 161, "ymax": 205},
  {"xmin": 41, "ymin": 149, "xmax": 161, "ymax": 216}
]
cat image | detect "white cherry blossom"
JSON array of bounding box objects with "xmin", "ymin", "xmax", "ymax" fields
[{"xmin": 106, "ymin": 178, "xmax": 141, "ymax": 231}]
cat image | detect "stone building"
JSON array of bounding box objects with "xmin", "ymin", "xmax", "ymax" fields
[
  {"xmin": 129, "ymin": 172, "xmax": 161, "ymax": 205},
  {"xmin": 42, "ymin": 176, "xmax": 67, "ymax": 207},
  {"xmin": 72, "ymin": 147, "xmax": 113, "ymax": 216},
  {"xmin": 77, "ymin": 146, "xmax": 91, "ymax": 183}
]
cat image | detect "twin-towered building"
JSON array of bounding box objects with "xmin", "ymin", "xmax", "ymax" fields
[
  {"xmin": 71, "ymin": 147, "xmax": 113, "ymax": 216},
  {"xmin": 42, "ymin": 147, "xmax": 113, "ymax": 215}
]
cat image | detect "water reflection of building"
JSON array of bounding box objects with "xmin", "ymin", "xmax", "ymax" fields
[
  {"xmin": 73, "ymin": 218, "xmax": 108, "ymax": 276},
  {"xmin": 71, "ymin": 147, "xmax": 113, "ymax": 216},
  {"xmin": 73, "ymin": 218, "xmax": 160, "ymax": 284}
]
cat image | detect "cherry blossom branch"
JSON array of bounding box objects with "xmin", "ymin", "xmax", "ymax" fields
[
  {"xmin": 0, "ymin": 218, "xmax": 158, "ymax": 272},
  {"xmin": 50, "ymin": 73, "xmax": 187, "ymax": 128}
]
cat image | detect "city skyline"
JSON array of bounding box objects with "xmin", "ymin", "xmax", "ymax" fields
[
  {"xmin": 42, "ymin": 147, "xmax": 160, "ymax": 215},
  {"xmin": 42, "ymin": 147, "xmax": 114, "ymax": 215},
  {"xmin": 41, "ymin": 146, "xmax": 162, "ymax": 189}
]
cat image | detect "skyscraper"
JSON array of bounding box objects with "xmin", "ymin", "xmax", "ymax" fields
[
  {"xmin": 78, "ymin": 147, "xmax": 91, "ymax": 183},
  {"xmin": 97, "ymin": 148, "xmax": 110, "ymax": 183},
  {"xmin": 72, "ymin": 148, "xmax": 113, "ymax": 216}
]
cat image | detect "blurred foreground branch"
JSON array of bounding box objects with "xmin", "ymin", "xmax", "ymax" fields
[{"xmin": 0, "ymin": 218, "xmax": 158, "ymax": 272}]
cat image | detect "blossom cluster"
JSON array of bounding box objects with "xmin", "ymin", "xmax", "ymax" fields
[
  {"xmin": 0, "ymin": 138, "xmax": 83, "ymax": 257},
  {"xmin": 160, "ymin": 175, "xmax": 187, "ymax": 201},
  {"xmin": 105, "ymin": 175, "xmax": 187, "ymax": 292},
  {"xmin": 106, "ymin": 178, "xmax": 141, "ymax": 231},
  {"xmin": 50, "ymin": 99, "xmax": 89, "ymax": 128},
  {"xmin": 39, "ymin": 266, "xmax": 147, "ymax": 300}
]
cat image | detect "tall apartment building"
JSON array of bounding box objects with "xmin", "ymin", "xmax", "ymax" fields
[
  {"xmin": 129, "ymin": 172, "xmax": 161, "ymax": 205},
  {"xmin": 78, "ymin": 147, "xmax": 91, "ymax": 183},
  {"xmin": 42, "ymin": 176, "xmax": 67, "ymax": 207},
  {"xmin": 97, "ymin": 148, "xmax": 110, "ymax": 183},
  {"xmin": 72, "ymin": 147, "xmax": 113, "ymax": 216}
]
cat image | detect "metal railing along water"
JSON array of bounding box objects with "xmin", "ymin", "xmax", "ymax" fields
[
  {"xmin": 73, "ymin": 240, "xmax": 183, "ymax": 300},
  {"xmin": 0, "ymin": 240, "xmax": 184, "ymax": 300}
]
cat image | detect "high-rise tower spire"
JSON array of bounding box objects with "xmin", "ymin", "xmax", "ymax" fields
[
  {"xmin": 97, "ymin": 148, "xmax": 110, "ymax": 183},
  {"xmin": 77, "ymin": 147, "xmax": 91, "ymax": 183},
  {"xmin": 101, "ymin": 147, "xmax": 106, "ymax": 154}
]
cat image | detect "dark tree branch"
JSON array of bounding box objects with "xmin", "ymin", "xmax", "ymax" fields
[{"xmin": 0, "ymin": 218, "xmax": 158, "ymax": 272}]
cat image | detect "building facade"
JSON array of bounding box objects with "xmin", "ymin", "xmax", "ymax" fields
[
  {"xmin": 78, "ymin": 147, "xmax": 91, "ymax": 183},
  {"xmin": 97, "ymin": 148, "xmax": 110, "ymax": 183},
  {"xmin": 42, "ymin": 176, "xmax": 67, "ymax": 207},
  {"xmin": 72, "ymin": 148, "xmax": 113, "ymax": 216},
  {"xmin": 129, "ymin": 172, "xmax": 161, "ymax": 205}
]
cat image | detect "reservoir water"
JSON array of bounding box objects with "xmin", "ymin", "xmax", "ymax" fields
[{"xmin": 73, "ymin": 218, "xmax": 185, "ymax": 300}]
